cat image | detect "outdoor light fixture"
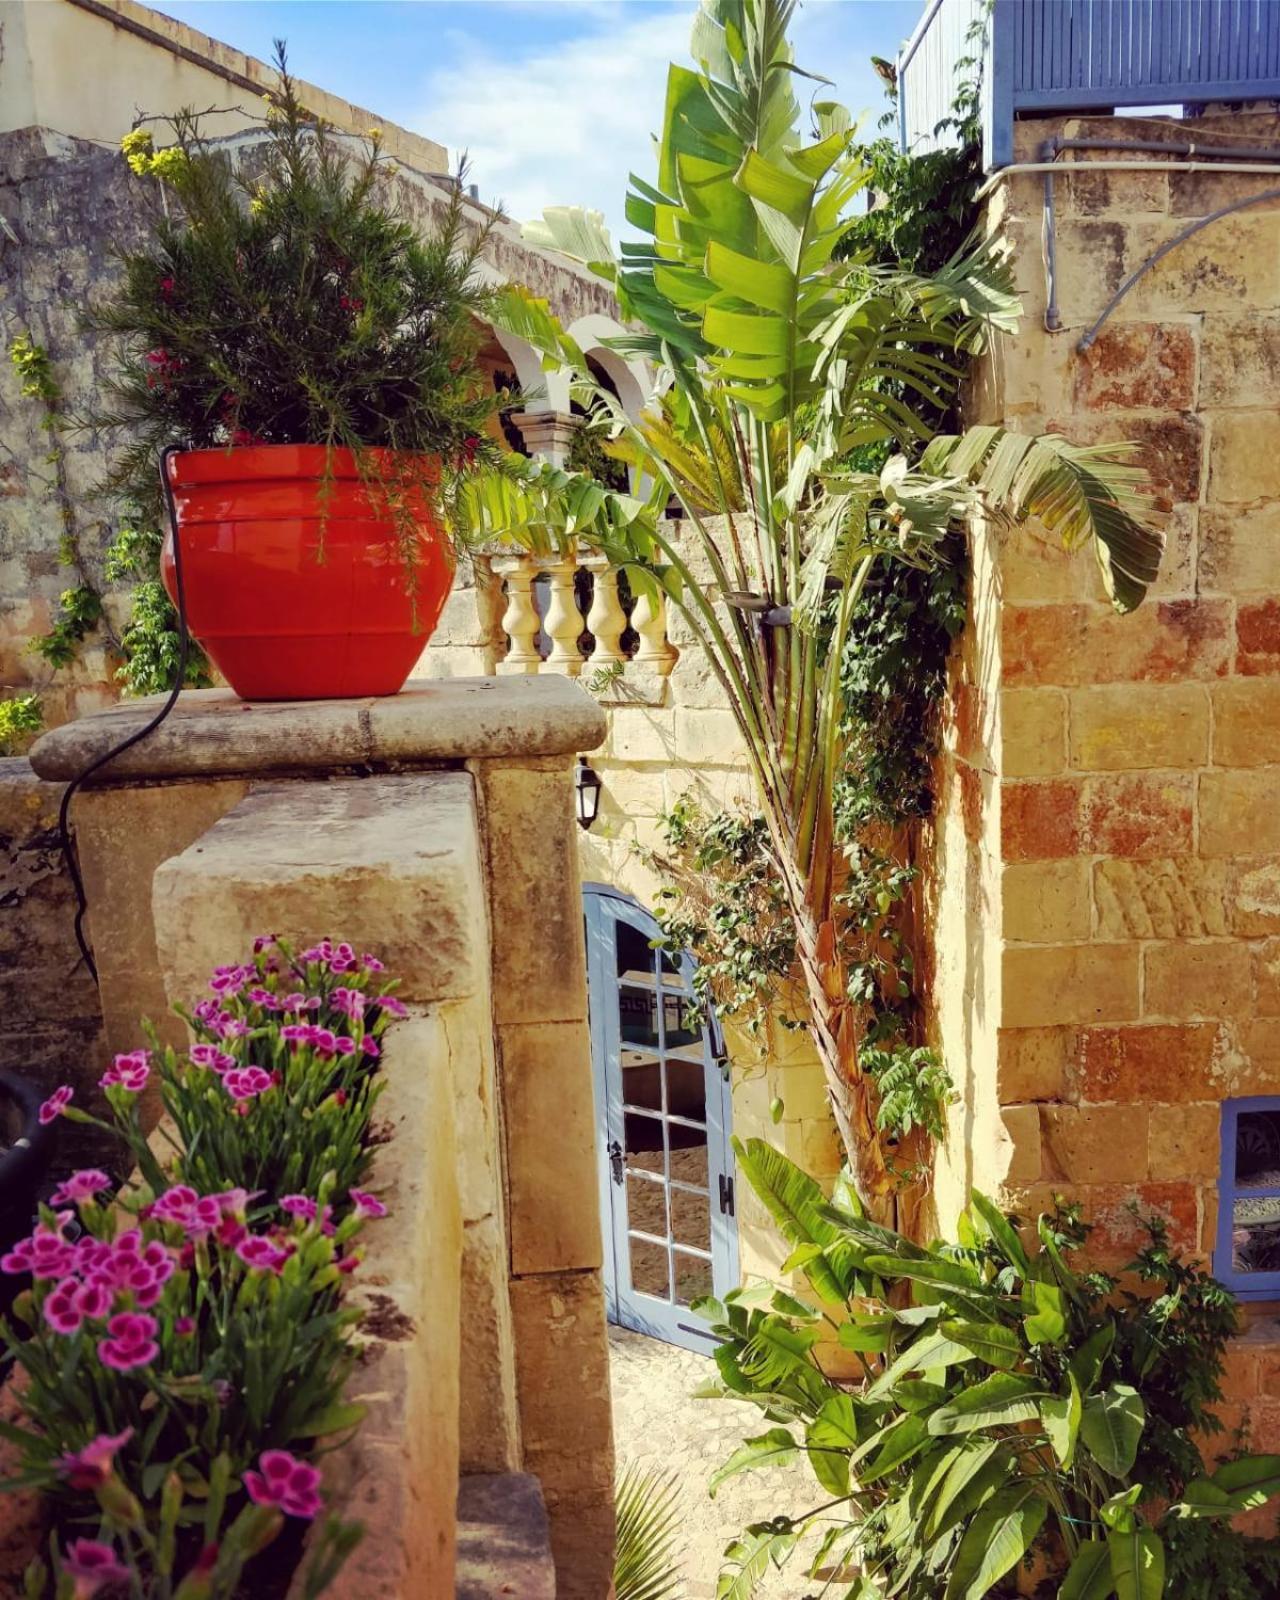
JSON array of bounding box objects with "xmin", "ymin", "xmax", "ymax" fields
[{"xmin": 574, "ymin": 755, "xmax": 603, "ymax": 831}]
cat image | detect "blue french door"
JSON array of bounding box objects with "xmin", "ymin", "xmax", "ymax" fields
[{"xmin": 584, "ymin": 884, "xmax": 738, "ymax": 1351}]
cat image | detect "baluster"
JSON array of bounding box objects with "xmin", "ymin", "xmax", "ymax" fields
[
  {"xmin": 583, "ymin": 555, "xmax": 628, "ymax": 666},
  {"xmin": 493, "ymin": 555, "xmax": 542, "ymax": 675},
  {"xmin": 541, "ymin": 556, "xmax": 585, "ymax": 676},
  {"xmin": 631, "ymin": 584, "xmax": 678, "ymax": 676}
]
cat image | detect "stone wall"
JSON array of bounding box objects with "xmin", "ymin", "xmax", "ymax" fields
[
  {"xmin": 930, "ymin": 113, "xmax": 1280, "ymax": 1382},
  {"xmin": 0, "ymin": 758, "xmax": 106, "ymax": 1164},
  {"xmin": 29, "ymin": 676, "xmax": 617, "ymax": 1598},
  {"xmin": 0, "ymin": 0, "xmax": 615, "ymax": 735}
]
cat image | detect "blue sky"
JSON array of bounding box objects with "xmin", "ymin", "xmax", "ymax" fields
[{"xmin": 154, "ymin": 1, "xmax": 923, "ymax": 233}]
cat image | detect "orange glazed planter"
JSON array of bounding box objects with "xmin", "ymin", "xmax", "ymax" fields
[{"xmin": 161, "ymin": 444, "xmax": 454, "ymax": 701}]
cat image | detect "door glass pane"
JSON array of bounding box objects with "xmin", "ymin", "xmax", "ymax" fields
[
  {"xmin": 629, "ymin": 1236, "xmax": 671, "ymax": 1300},
  {"xmin": 663, "ymin": 992, "xmax": 701, "ymax": 1049},
  {"xmin": 627, "ymin": 1172, "xmax": 667, "ymax": 1239},
  {"xmin": 624, "ymin": 1113, "xmax": 664, "ymax": 1170},
  {"xmin": 664, "ymin": 1058, "xmax": 706, "ymax": 1122},
  {"xmin": 619, "ymin": 986, "xmax": 661, "ymax": 1050},
  {"xmin": 669, "ymin": 1180, "xmax": 711, "ymax": 1252},
  {"xmin": 616, "ymin": 920, "xmax": 656, "ymax": 983},
  {"xmin": 620, "ymin": 1053, "xmax": 662, "ymax": 1112},
  {"xmin": 1236, "ymin": 1109, "xmax": 1280, "ymax": 1188},
  {"xmin": 673, "ymin": 1251, "xmax": 713, "ymax": 1306},
  {"xmin": 670, "ymin": 1143, "xmax": 708, "ymax": 1190}
]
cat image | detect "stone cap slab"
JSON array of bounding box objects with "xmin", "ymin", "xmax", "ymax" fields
[{"xmin": 29, "ymin": 676, "xmax": 606, "ymax": 784}]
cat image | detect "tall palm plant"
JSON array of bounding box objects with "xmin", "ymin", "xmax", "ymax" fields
[{"xmin": 470, "ymin": 0, "xmax": 1164, "ymax": 1214}]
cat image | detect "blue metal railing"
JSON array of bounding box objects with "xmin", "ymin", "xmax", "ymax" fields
[{"xmin": 898, "ymin": 0, "xmax": 1280, "ymax": 170}]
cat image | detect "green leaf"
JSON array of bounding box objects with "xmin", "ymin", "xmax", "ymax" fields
[
  {"xmin": 1022, "ymin": 1278, "xmax": 1068, "ymax": 1346},
  {"xmin": 1061, "ymin": 1541, "xmax": 1115, "ymax": 1600},
  {"xmin": 929, "ymin": 1373, "xmax": 1049, "ymax": 1436},
  {"xmin": 293, "ymin": 1401, "xmax": 367, "ymax": 1437},
  {"xmin": 942, "ymin": 1481, "xmax": 1048, "ymax": 1600},
  {"xmin": 709, "ymin": 1428, "xmax": 797, "ymax": 1498},
  {"xmin": 922, "ymin": 1439, "xmax": 1004, "ymax": 1539},
  {"xmin": 1069, "ymin": 1323, "xmax": 1116, "ymax": 1396},
  {"xmin": 939, "ymin": 1319, "xmax": 1022, "ymax": 1370},
  {"xmin": 858, "ymin": 1414, "xmax": 931, "ymax": 1484},
  {"xmin": 1081, "ymin": 1386, "xmax": 1145, "ymax": 1478},
  {"xmin": 968, "ymin": 1190, "xmax": 1030, "ymax": 1278},
  {"xmin": 614, "ymin": 1464, "xmax": 683, "ymax": 1600},
  {"xmin": 732, "ymin": 1138, "xmax": 859, "ymax": 1303},
  {"xmin": 1041, "ymin": 1374, "xmax": 1083, "ymax": 1470},
  {"xmin": 865, "ymin": 1329, "xmax": 976, "ymax": 1401},
  {"xmin": 1108, "ymin": 1527, "xmax": 1165, "ymax": 1600}
]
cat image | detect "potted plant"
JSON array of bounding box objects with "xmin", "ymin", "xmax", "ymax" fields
[{"xmin": 87, "ymin": 45, "xmax": 500, "ymax": 701}]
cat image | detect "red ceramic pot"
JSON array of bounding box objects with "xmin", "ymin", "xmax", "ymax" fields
[{"xmin": 161, "ymin": 444, "xmax": 454, "ymax": 701}]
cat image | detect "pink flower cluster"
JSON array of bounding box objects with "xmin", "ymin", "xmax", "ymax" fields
[
  {"xmin": 57, "ymin": 1427, "xmax": 133, "ymax": 1490},
  {"xmin": 279, "ymin": 1024, "xmax": 358, "ymax": 1056},
  {"xmin": 244, "ymin": 1448, "xmax": 323, "ymax": 1518},
  {"xmin": 50, "ymin": 1168, "xmax": 111, "ymax": 1208},
  {"xmin": 98, "ymin": 1312, "xmax": 161, "ymax": 1371},
  {"xmin": 149, "ymin": 1184, "xmax": 254, "ymax": 1243},
  {"xmin": 280, "ymin": 1194, "xmax": 334, "ymax": 1234},
  {"xmin": 61, "ymin": 1536, "xmax": 131, "ymax": 1597},
  {"xmin": 224, "ymin": 1065, "xmax": 274, "ymax": 1101},
  {"xmin": 101, "ymin": 1050, "xmax": 150, "ymax": 1094}
]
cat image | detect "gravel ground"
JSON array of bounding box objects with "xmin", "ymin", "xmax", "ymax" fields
[{"xmin": 608, "ymin": 1325, "xmax": 819, "ymax": 1598}]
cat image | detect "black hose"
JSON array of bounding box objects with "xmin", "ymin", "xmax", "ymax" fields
[{"xmin": 57, "ymin": 443, "xmax": 192, "ymax": 983}]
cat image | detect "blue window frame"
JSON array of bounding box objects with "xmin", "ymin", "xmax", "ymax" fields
[{"xmin": 1216, "ymin": 1098, "xmax": 1280, "ymax": 1300}]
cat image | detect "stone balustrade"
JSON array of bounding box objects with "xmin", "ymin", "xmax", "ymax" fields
[{"xmin": 487, "ymin": 550, "xmax": 678, "ymax": 682}]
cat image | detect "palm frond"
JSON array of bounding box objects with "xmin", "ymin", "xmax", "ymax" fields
[
  {"xmin": 921, "ymin": 427, "xmax": 1165, "ymax": 613},
  {"xmin": 614, "ymin": 1463, "xmax": 685, "ymax": 1600}
]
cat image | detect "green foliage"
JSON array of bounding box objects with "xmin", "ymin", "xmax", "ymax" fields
[
  {"xmin": 0, "ymin": 693, "xmax": 44, "ymax": 755},
  {"xmin": 699, "ymin": 1143, "xmax": 1280, "ymax": 1598},
  {"xmin": 614, "ymin": 1464, "xmax": 685, "ymax": 1600},
  {"xmin": 104, "ymin": 522, "xmax": 210, "ymax": 694},
  {"xmin": 28, "ymin": 585, "xmax": 104, "ymax": 669},
  {"xmin": 86, "ymin": 41, "xmax": 501, "ymax": 629},
  {"xmin": 9, "ymin": 334, "xmax": 59, "ymax": 408}
]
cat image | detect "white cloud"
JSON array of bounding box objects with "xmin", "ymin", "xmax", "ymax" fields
[{"xmin": 410, "ymin": 1, "xmax": 695, "ymax": 239}]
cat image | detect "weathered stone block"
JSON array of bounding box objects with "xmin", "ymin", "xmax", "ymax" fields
[
  {"xmin": 153, "ymin": 774, "xmax": 487, "ymax": 1006},
  {"xmin": 1201, "ymin": 770, "xmax": 1280, "ymax": 858},
  {"xmin": 1200, "ymin": 314, "xmax": 1280, "ymax": 407},
  {"xmin": 1042, "ymin": 1104, "xmax": 1150, "ymax": 1183},
  {"xmin": 456, "ymin": 1474, "xmax": 555, "ymax": 1600},
  {"xmin": 1001, "ymin": 600, "xmax": 1232, "ymax": 688},
  {"xmin": 1082, "ymin": 773, "xmax": 1194, "ymax": 860},
  {"xmin": 500, "ymin": 1020, "xmax": 603, "ymax": 1276},
  {"xmin": 474, "ymin": 761, "xmax": 588, "ymax": 1027},
  {"xmin": 1000, "ymin": 778, "xmax": 1082, "ymax": 862},
  {"xmin": 1072, "ymin": 1023, "xmax": 1226, "ymax": 1103},
  {"xmin": 1236, "ymin": 598, "xmax": 1280, "ymax": 676},
  {"xmin": 1209, "ymin": 411, "xmax": 1280, "ymax": 503},
  {"xmin": 1001, "ymin": 688, "xmax": 1066, "ymax": 776},
  {"xmin": 1125, "ymin": 216, "xmax": 1280, "ymax": 318},
  {"xmin": 1073, "ymin": 323, "xmax": 1196, "ymax": 411},
  {"xmin": 1093, "ymin": 857, "xmax": 1230, "ymax": 940},
  {"xmin": 1000, "ymin": 1104, "xmax": 1043, "ymax": 1183},
  {"xmin": 509, "ymin": 1270, "xmax": 615, "ymax": 1600},
  {"xmin": 1199, "ymin": 504, "xmax": 1280, "ymax": 596},
  {"xmin": 1254, "ymin": 939, "xmax": 1280, "ymax": 1018},
  {"xmin": 1003, "ymin": 860, "xmax": 1091, "ymax": 943},
  {"xmin": 1002, "ymin": 944, "xmax": 1139, "ymax": 1028},
  {"xmin": 1212, "ymin": 680, "xmax": 1280, "ymax": 766},
  {"xmin": 1149, "ymin": 1102, "xmax": 1221, "ymax": 1181},
  {"xmin": 1068, "ymin": 683, "xmax": 1209, "ymax": 771},
  {"xmin": 1231, "ymin": 859, "xmax": 1280, "ymax": 937},
  {"xmin": 603, "ymin": 707, "xmax": 676, "ymax": 763},
  {"xmin": 1143, "ymin": 940, "xmax": 1252, "ymax": 1021},
  {"xmin": 674, "ymin": 706, "xmax": 744, "ymax": 765},
  {"xmin": 997, "ymin": 1027, "xmax": 1073, "ymax": 1103}
]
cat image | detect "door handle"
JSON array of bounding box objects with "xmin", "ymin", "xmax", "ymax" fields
[{"xmin": 608, "ymin": 1140, "xmax": 624, "ymax": 1186}]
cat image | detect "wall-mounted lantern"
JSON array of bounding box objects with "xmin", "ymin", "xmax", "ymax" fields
[{"xmin": 574, "ymin": 755, "xmax": 603, "ymax": 832}]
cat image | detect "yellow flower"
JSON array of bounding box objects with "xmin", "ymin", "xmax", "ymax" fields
[
  {"xmin": 366, "ymin": 127, "xmax": 383, "ymax": 141},
  {"xmin": 148, "ymin": 147, "xmax": 188, "ymax": 182},
  {"xmin": 120, "ymin": 128, "xmax": 153, "ymax": 175}
]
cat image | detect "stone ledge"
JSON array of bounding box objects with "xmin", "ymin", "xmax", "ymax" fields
[{"xmin": 29, "ymin": 677, "xmax": 606, "ymax": 785}]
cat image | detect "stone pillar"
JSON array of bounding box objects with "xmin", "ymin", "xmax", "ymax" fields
[
  {"xmin": 510, "ymin": 408, "xmax": 581, "ymax": 468},
  {"xmin": 29, "ymin": 675, "xmax": 615, "ymax": 1598}
]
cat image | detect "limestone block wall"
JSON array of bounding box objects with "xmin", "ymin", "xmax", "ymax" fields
[{"xmin": 931, "ymin": 113, "xmax": 1280, "ymax": 1303}]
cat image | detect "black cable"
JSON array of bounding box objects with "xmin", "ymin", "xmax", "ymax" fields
[{"xmin": 58, "ymin": 442, "xmax": 192, "ymax": 983}]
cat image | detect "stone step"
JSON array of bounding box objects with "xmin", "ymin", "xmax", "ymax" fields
[{"xmin": 456, "ymin": 1473, "xmax": 556, "ymax": 1599}]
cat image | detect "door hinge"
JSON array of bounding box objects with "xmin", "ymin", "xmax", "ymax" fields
[
  {"xmin": 608, "ymin": 1140, "xmax": 624, "ymax": 1187},
  {"xmin": 719, "ymin": 1173, "xmax": 735, "ymax": 1217}
]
